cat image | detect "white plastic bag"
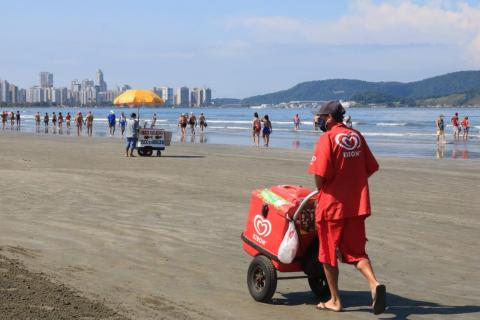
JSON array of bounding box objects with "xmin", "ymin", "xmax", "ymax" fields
[{"xmin": 277, "ymin": 220, "xmax": 299, "ymax": 264}]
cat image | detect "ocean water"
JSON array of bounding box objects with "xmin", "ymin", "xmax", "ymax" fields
[{"xmin": 2, "ymin": 106, "xmax": 480, "ymax": 160}]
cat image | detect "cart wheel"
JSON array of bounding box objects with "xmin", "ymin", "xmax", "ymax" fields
[
  {"xmin": 247, "ymin": 255, "xmax": 277, "ymax": 302},
  {"xmin": 308, "ymin": 276, "xmax": 330, "ymax": 299},
  {"xmin": 157, "ymin": 150, "xmax": 161, "ymax": 157},
  {"xmin": 137, "ymin": 148, "xmax": 145, "ymax": 156}
]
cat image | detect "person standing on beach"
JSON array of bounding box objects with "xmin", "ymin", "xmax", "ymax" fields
[
  {"xmin": 125, "ymin": 113, "xmax": 139, "ymax": 157},
  {"xmin": 252, "ymin": 112, "xmax": 261, "ymax": 146},
  {"xmin": 308, "ymin": 100, "xmax": 385, "ymax": 315},
  {"xmin": 52, "ymin": 112, "xmax": 57, "ymax": 129},
  {"xmin": 65, "ymin": 112, "xmax": 71, "ymax": 129},
  {"xmin": 344, "ymin": 115, "xmax": 353, "ymax": 129},
  {"xmin": 451, "ymin": 112, "xmax": 460, "ymax": 140},
  {"xmin": 2, "ymin": 111, "xmax": 8, "ymax": 129},
  {"xmin": 151, "ymin": 113, "xmax": 157, "ymax": 128},
  {"xmin": 199, "ymin": 113, "xmax": 207, "ymax": 132},
  {"xmin": 436, "ymin": 115, "xmax": 446, "ymax": 143},
  {"xmin": 261, "ymin": 114, "xmax": 272, "ymax": 147},
  {"xmin": 10, "ymin": 112, "xmax": 15, "ymax": 128},
  {"xmin": 15, "ymin": 111, "xmax": 20, "ymax": 128},
  {"xmin": 188, "ymin": 112, "xmax": 197, "ymax": 135},
  {"xmin": 314, "ymin": 113, "xmax": 320, "ymax": 131},
  {"xmin": 461, "ymin": 116, "xmax": 469, "ymax": 140},
  {"xmin": 119, "ymin": 112, "xmax": 127, "ymax": 136},
  {"xmin": 293, "ymin": 114, "xmax": 300, "ymax": 131},
  {"xmin": 108, "ymin": 110, "xmax": 116, "ymax": 136},
  {"xmin": 85, "ymin": 111, "xmax": 94, "ymax": 136},
  {"xmin": 58, "ymin": 112, "xmax": 64, "ymax": 130},
  {"xmin": 34, "ymin": 112, "xmax": 41, "ymax": 128},
  {"xmin": 44, "ymin": 113, "xmax": 49, "ymax": 127},
  {"xmin": 75, "ymin": 112, "xmax": 83, "ymax": 136}
]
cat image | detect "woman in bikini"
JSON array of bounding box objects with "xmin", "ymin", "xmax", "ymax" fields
[
  {"xmin": 252, "ymin": 112, "xmax": 261, "ymax": 147},
  {"xmin": 262, "ymin": 114, "xmax": 272, "ymax": 147}
]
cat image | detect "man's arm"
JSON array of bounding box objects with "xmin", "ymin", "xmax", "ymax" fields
[{"xmin": 315, "ymin": 175, "xmax": 326, "ymax": 191}]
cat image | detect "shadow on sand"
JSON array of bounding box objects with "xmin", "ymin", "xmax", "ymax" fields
[
  {"xmin": 272, "ymin": 290, "xmax": 480, "ymax": 319},
  {"xmin": 160, "ymin": 155, "xmax": 205, "ymax": 159}
]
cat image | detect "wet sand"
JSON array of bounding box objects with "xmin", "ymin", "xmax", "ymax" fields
[{"xmin": 0, "ymin": 132, "xmax": 479, "ymax": 319}]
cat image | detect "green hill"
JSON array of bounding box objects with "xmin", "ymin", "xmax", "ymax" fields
[{"xmin": 241, "ymin": 71, "xmax": 480, "ymax": 105}]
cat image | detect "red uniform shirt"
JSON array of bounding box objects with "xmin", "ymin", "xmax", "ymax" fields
[
  {"xmin": 451, "ymin": 116, "xmax": 459, "ymax": 126},
  {"xmin": 308, "ymin": 123, "xmax": 379, "ymax": 221}
]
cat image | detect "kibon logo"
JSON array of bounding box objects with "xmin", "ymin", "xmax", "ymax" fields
[
  {"xmin": 253, "ymin": 215, "xmax": 272, "ymax": 237},
  {"xmin": 335, "ymin": 132, "xmax": 361, "ymax": 151}
]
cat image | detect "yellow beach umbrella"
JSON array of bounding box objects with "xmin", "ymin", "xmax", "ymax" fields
[{"xmin": 113, "ymin": 89, "xmax": 164, "ymax": 120}]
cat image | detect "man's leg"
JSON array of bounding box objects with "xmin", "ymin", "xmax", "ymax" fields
[
  {"xmin": 355, "ymin": 259, "xmax": 380, "ymax": 297},
  {"xmin": 321, "ymin": 263, "xmax": 342, "ymax": 311}
]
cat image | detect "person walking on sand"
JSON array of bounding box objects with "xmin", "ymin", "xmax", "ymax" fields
[
  {"xmin": 2, "ymin": 111, "xmax": 8, "ymax": 129},
  {"xmin": 178, "ymin": 113, "xmax": 187, "ymax": 137},
  {"xmin": 451, "ymin": 112, "xmax": 460, "ymax": 140},
  {"xmin": 261, "ymin": 114, "xmax": 272, "ymax": 147},
  {"xmin": 85, "ymin": 111, "xmax": 94, "ymax": 136},
  {"xmin": 108, "ymin": 110, "xmax": 116, "ymax": 136},
  {"xmin": 308, "ymin": 101, "xmax": 386, "ymax": 315},
  {"xmin": 188, "ymin": 112, "xmax": 197, "ymax": 135},
  {"xmin": 151, "ymin": 113, "xmax": 157, "ymax": 128},
  {"xmin": 125, "ymin": 113, "xmax": 139, "ymax": 157},
  {"xmin": 44, "ymin": 112, "xmax": 49, "ymax": 127},
  {"xmin": 293, "ymin": 114, "xmax": 300, "ymax": 131},
  {"xmin": 461, "ymin": 116, "xmax": 469, "ymax": 140},
  {"xmin": 10, "ymin": 111, "xmax": 15, "ymax": 127},
  {"xmin": 75, "ymin": 112, "xmax": 83, "ymax": 136},
  {"xmin": 65, "ymin": 112, "xmax": 71, "ymax": 129},
  {"xmin": 199, "ymin": 113, "xmax": 207, "ymax": 132},
  {"xmin": 119, "ymin": 112, "xmax": 127, "ymax": 136},
  {"xmin": 436, "ymin": 115, "xmax": 446, "ymax": 143},
  {"xmin": 252, "ymin": 112, "xmax": 261, "ymax": 146}
]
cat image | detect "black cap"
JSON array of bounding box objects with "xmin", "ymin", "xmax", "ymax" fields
[{"xmin": 318, "ymin": 100, "xmax": 345, "ymax": 116}]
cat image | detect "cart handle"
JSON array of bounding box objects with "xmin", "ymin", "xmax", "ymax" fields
[{"xmin": 290, "ymin": 190, "xmax": 319, "ymax": 222}]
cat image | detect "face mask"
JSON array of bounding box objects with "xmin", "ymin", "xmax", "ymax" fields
[{"xmin": 318, "ymin": 118, "xmax": 328, "ymax": 132}]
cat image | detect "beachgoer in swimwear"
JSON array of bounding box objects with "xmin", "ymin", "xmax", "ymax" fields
[
  {"xmin": 261, "ymin": 114, "xmax": 272, "ymax": 147},
  {"xmin": 16, "ymin": 111, "xmax": 20, "ymax": 127},
  {"xmin": 119, "ymin": 112, "xmax": 127, "ymax": 136},
  {"xmin": 461, "ymin": 116, "xmax": 469, "ymax": 140},
  {"xmin": 178, "ymin": 113, "xmax": 187, "ymax": 137},
  {"xmin": 451, "ymin": 112, "xmax": 460, "ymax": 140},
  {"xmin": 344, "ymin": 115, "xmax": 353, "ymax": 128},
  {"xmin": 188, "ymin": 112, "xmax": 197, "ymax": 135},
  {"xmin": 85, "ymin": 111, "xmax": 94, "ymax": 136},
  {"xmin": 2, "ymin": 111, "xmax": 8, "ymax": 129},
  {"xmin": 252, "ymin": 112, "xmax": 261, "ymax": 146},
  {"xmin": 58, "ymin": 112, "xmax": 64, "ymax": 129},
  {"xmin": 314, "ymin": 114, "xmax": 320, "ymax": 131},
  {"xmin": 52, "ymin": 112, "xmax": 57, "ymax": 128},
  {"xmin": 10, "ymin": 112, "xmax": 15, "ymax": 127},
  {"xmin": 65, "ymin": 112, "xmax": 71, "ymax": 129},
  {"xmin": 75, "ymin": 112, "xmax": 83, "ymax": 136},
  {"xmin": 198, "ymin": 113, "xmax": 206, "ymax": 132},
  {"xmin": 44, "ymin": 113, "xmax": 49, "ymax": 127},
  {"xmin": 293, "ymin": 114, "xmax": 300, "ymax": 131},
  {"xmin": 34, "ymin": 112, "xmax": 41, "ymax": 128},
  {"xmin": 436, "ymin": 115, "xmax": 445, "ymax": 143}
]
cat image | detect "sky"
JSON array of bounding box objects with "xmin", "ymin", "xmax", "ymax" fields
[{"xmin": 1, "ymin": 0, "xmax": 480, "ymax": 98}]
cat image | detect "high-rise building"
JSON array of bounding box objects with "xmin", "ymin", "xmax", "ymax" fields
[
  {"xmin": 39, "ymin": 72, "xmax": 53, "ymax": 87},
  {"xmin": 9, "ymin": 84, "xmax": 18, "ymax": 104},
  {"xmin": 191, "ymin": 87, "xmax": 203, "ymax": 107},
  {"xmin": 176, "ymin": 86, "xmax": 189, "ymax": 106},
  {"xmin": 0, "ymin": 80, "xmax": 10, "ymax": 103},
  {"xmin": 27, "ymin": 86, "xmax": 45, "ymax": 104},
  {"xmin": 154, "ymin": 86, "xmax": 174, "ymax": 106},
  {"xmin": 203, "ymin": 88, "xmax": 212, "ymax": 106},
  {"xmin": 96, "ymin": 69, "xmax": 107, "ymax": 92},
  {"xmin": 17, "ymin": 89, "xmax": 26, "ymax": 104}
]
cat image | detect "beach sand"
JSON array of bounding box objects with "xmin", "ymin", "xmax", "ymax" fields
[{"xmin": 0, "ymin": 132, "xmax": 479, "ymax": 319}]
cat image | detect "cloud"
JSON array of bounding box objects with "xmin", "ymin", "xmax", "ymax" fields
[{"xmin": 226, "ymin": 0, "xmax": 480, "ymax": 64}]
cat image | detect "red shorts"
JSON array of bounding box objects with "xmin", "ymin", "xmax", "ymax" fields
[{"xmin": 317, "ymin": 216, "xmax": 368, "ymax": 267}]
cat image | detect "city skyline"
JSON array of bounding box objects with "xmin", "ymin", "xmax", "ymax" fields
[{"xmin": 1, "ymin": 1, "xmax": 480, "ymax": 98}]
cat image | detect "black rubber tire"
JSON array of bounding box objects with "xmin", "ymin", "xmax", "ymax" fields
[
  {"xmin": 142, "ymin": 147, "xmax": 153, "ymax": 157},
  {"xmin": 137, "ymin": 148, "xmax": 145, "ymax": 156},
  {"xmin": 308, "ymin": 276, "xmax": 330, "ymax": 299},
  {"xmin": 247, "ymin": 255, "xmax": 277, "ymax": 302}
]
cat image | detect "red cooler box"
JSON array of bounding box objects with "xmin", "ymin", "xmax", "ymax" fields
[{"xmin": 241, "ymin": 185, "xmax": 317, "ymax": 272}]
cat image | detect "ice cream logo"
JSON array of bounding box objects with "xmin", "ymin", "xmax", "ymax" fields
[
  {"xmin": 253, "ymin": 214, "xmax": 272, "ymax": 237},
  {"xmin": 335, "ymin": 132, "xmax": 361, "ymax": 151}
]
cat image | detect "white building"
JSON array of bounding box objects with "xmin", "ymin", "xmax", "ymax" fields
[
  {"xmin": 176, "ymin": 86, "xmax": 189, "ymax": 106},
  {"xmin": 0, "ymin": 80, "xmax": 10, "ymax": 103},
  {"xmin": 39, "ymin": 72, "xmax": 53, "ymax": 88}
]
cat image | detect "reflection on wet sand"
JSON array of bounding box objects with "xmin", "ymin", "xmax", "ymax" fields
[{"xmin": 437, "ymin": 142, "xmax": 470, "ymax": 160}]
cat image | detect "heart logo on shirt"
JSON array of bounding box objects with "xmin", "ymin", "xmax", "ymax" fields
[
  {"xmin": 335, "ymin": 132, "xmax": 361, "ymax": 151},
  {"xmin": 253, "ymin": 215, "xmax": 272, "ymax": 237}
]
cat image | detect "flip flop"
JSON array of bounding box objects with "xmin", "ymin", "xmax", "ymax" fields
[
  {"xmin": 372, "ymin": 284, "xmax": 386, "ymax": 315},
  {"xmin": 316, "ymin": 302, "xmax": 342, "ymax": 312}
]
